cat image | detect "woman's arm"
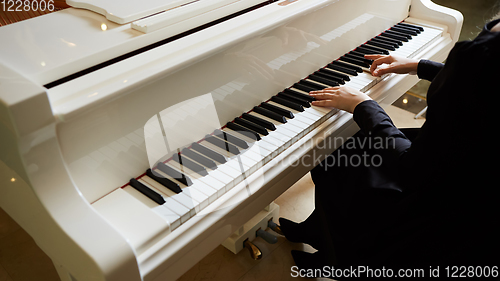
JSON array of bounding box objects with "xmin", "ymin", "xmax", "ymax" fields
[{"xmin": 365, "ymin": 55, "xmax": 444, "ymax": 82}]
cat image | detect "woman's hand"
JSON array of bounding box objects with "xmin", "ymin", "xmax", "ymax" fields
[
  {"xmin": 365, "ymin": 55, "xmax": 419, "ymax": 77},
  {"xmin": 310, "ymin": 86, "xmax": 371, "ymax": 113}
]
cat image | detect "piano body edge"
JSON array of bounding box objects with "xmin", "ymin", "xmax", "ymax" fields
[{"xmin": 0, "ymin": 65, "xmax": 141, "ymax": 280}]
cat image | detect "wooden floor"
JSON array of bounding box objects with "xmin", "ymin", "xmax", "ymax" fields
[{"xmin": 0, "ymin": 105, "xmax": 424, "ymax": 281}]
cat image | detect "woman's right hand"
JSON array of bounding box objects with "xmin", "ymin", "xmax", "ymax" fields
[{"xmin": 365, "ymin": 55, "xmax": 420, "ymax": 77}]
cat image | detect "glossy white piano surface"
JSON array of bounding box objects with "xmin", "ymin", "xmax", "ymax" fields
[{"xmin": 0, "ymin": 0, "xmax": 462, "ymax": 280}]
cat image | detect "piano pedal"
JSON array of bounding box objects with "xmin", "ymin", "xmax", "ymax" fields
[
  {"xmin": 243, "ymin": 239, "xmax": 262, "ymax": 260},
  {"xmin": 268, "ymin": 220, "xmax": 284, "ymax": 236},
  {"xmin": 222, "ymin": 202, "xmax": 280, "ymax": 258}
]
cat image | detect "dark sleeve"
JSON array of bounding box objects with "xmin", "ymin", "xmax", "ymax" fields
[
  {"xmin": 417, "ymin": 59, "xmax": 444, "ymax": 82},
  {"xmin": 353, "ymin": 100, "xmax": 411, "ymax": 165}
]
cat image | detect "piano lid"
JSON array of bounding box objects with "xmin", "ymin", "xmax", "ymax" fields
[
  {"xmin": 0, "ymin": 0, "xmax": 273, "ymax": 86},
  {"xmin": 66, "ymin": 0, "xmax": 196, "ymax": 24}
]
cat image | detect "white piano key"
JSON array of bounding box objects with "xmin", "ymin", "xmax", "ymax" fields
[
  {"xmin": 135, "ymin": 180, "xmax": 193, "ymax": 222},
  {"xmin": 140, "ymin": 177, "xmax": 200, "ymax": 214}
]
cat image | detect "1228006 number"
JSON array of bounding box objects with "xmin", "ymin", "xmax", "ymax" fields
[{"xmin": 2, "ymin": 0, "xmax": 54, "ymax": 12}]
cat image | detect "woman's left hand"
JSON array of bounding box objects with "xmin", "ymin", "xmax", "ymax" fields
[{"xmin": 310, "ymin": 86, "xmax": 371, "ymax": 113}]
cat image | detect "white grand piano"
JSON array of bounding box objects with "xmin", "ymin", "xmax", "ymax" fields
[{"xmin": 0, "ymin": 0, "xmax": 462, "ymax": 280}]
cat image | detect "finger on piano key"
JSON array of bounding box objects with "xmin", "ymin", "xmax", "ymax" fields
[
  {"xmin": 92, "ymin": 188, "xmax": 173, "ymax": 251},
  {"xmin": 146, "ymin": 168, "xmax": 182, "ymax": 193}
]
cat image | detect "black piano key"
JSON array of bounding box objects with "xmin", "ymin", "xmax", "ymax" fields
[
  {"xmin": 339, "ymin": 56, "xmax": 370, "ymax": 68},
  {"xmin": 375, "ymin": 35, "xmax": 403, "ymax": 46},
  {"xmin": 313, "ymin": 71, "xmax": 345, "ymax": 84},
  {"xmin": 386, "ymin": 29, "xmax": 412, "ymax": 40},
  {"xmin": 234, "ymin": 118, "xmax": 268, "ymax": 136},
  {"xmin": 146, "ymin": 168, "xmax": 182, "ymax": 194},
  {"xmin": 327, "ymin": 63, "xmax": 358, "ymax": 76},
  {"xmin": 370, "ymin": 37, "xmax": 399, "ymax": 49},
  {"xmin": 172, "ymin": 153, "xmax": 208, "ymax": 176},
  {"xmin": 260, "ymin": 102, "xmax": 294, "ymax": 119},
  {"xmin": 129, "ymin": 178, "xmax": 166, "ymax": 205},
  {"xmin": 395, "ymin": 25, "xmax": 422, "ymax": 35},
  {"xmin": 253, "ymin": 106, "xmax": 287, "ymax": 124},
  {"xmin": 395, "ymin": 25, "xmax": 421, "ymax": 35},
  {"xmin": 344, "ymin": 53, "xmax": 374, "ymax": 65},
  {"xmin": 206, "ymin": 134, "xmax": 241, "ymax": 154},
  {"xmin": 284, "ymin": 88, "xmax": 316, "ymax": 102},
  {"xmin": 157, "ymin": 162, "xmax": 193, "ymax": 186},
  {"xmin": 241, "ymin": 113, "xmax": 276, "ymax": 131},
  {"xmin": 293, "ymin": 83, "xmax": 317, "ymax": 93},
  {"xmin": 277, "ymin": 92, "xmax": 311, "ymax": 108},
  {"xmin": 271, "ymin": 96, "xmax": 304, "ymax": 112},
  {"xmin": 397, "ymin": 22, "xmax": 424, "ymax": 31},
  {"xmin": 181, "ymin": 148, "xmax": 217, "ymax": 170},
  {"xmin": 360, "ymin": 44, "xmax": 390, "ymax": 55},
  {"xmin": 214, "ymin": 129, "xmax": 249, "ymax": 149},
  {"xmin": 330, "ymin": 60, "xmax": 363, "ymax": 73},
  {"xmin": 226, "ymin": 122, "xmax": 261, "ymax": 141},
  {"xmin": 319, "ymin": 68, "xmax": 350, "ymax": 81},
  {"xmin": 299, "ymin": 79, "xmax": 325, "ymax": 90},
  {"xmin": 391, "ymin": 26, "xmax": 418, "ymax": 36},
  {"xmin": 365, "ymin": 40, "xmax": 396, "ymax": 51},
  {"xmin": 191, "ymin": 142, "xmax": 227, "ymax": 163},
  {"xmin": 356, "ymin": 46, "xmax": 385, "ymax": 55},
  {"xmin": 382, "ymin": 31, "xmax": 409, "ymax": 42},
  {"xmin": 308, "ymin": 74, "xmax": 340, "ymax": 87}
]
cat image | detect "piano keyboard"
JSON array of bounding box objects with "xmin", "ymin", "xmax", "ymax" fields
[{"xmin": 92, "ymin": 21, "xmax": 443, "ymax": 250}]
